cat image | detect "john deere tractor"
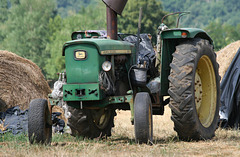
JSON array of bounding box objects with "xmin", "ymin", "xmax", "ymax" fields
[{"xmin": 28, "ymin": 0, "xmax": 220, "ymax": 144}]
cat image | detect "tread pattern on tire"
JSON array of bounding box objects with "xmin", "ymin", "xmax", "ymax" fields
[
  {"xmin": 28, "ymin": 99, "xmax": 52, "ymax": 144},
  {"xmin": 168, "ymin": 38, "xmax": 220, "ymax": 140},
  {"xmin": 134, "ymin": 92, "xmax": 153, "ymax": 144},
  {"xmin": 67, "ymin": 105, "xmax": 116, "ymax": 138}
]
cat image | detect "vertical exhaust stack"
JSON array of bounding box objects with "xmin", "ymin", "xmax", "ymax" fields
[
  {"xmin": 106, "ymin": 7, "xmax": 117, "ymax": 40},
  {"xmin": 102, "ymin": 0, "xmax": 128, "ymax": 40}
]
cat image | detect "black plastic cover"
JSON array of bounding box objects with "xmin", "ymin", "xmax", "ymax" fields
[
  {"xmin": 124, "ymin": 34, "xmax": 156, "ymax": 69},
  {"xmin": 219, "ymin": 48, "xmax": 240, "ymax": 128},
  {"xmin": 0, "ymin": 106, "xmax": 65, "ymax": 135},
  {"xmin": 0, "ymin": 106, "xmax": 28, "ymax": 135}
]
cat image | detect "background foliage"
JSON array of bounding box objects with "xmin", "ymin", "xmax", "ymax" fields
[
  {"xmin": 118, "ymin": 0, "xmax": 173, "ymax": 44},
  {"xmin": 0, "ymin": 0, "xmax": 239, "ymax": 80},
  {"xmin": 160, "ymin": 0, "xmax": 240, "ymax": 27},
  {"xmin": 160, "ymin": 0, "xmax": 240, "ymax": 50}
]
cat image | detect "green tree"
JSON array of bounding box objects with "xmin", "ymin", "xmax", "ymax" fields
[
  {"xmin": 1, "ymin": 0, "xmax": 56, "ymax": 74},
  {"xmin": 57, "ymin": 0, "xmax": 96, "ymax": 17},
  {"xmin": 0, "ymin": 0, "xmax": 9, "ymax": 22},
  {"xmin": 118, "ymin": 0, "xmax": 170, "ymax": 44},
  {"xmin": 160, "ymin": 0, "xmax": 240, "ymax": 28},
  {"xmin": 205, "ymin": 20, "xmax": 240, "ymax": 50},
  {"xmin": 44, "ymin": 2, "xmax": 106, "ymax": 79},
  {"xmin": 0, "ymin": 0, "xmax": 10, "ymax": 46}
]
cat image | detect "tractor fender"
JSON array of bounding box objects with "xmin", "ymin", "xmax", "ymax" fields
[{"xmin": 161, "ymin": 28, "xmax": 213, "ymax": 46}]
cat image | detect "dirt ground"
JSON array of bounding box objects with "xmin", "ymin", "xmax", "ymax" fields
[{"xmin": 1, "ymin": 106, "xmax": 240, "ymax": 157}]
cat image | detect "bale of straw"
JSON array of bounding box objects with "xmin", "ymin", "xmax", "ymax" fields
[
  {"xmin": 0, "ymin": 50, "xmax": 51, "ymax": 111},
  {"xmin": 216, "ymin": 40, "xmax": 240, "ymax": 80}
]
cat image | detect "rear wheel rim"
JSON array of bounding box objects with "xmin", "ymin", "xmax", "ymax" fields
[
  {"xmin": 92, "ymin": 109, "xmax": 111, "ymax": 129},
  {"xmin": 195, "ymin": 55, "xmax": 217, "ymax": 128}
]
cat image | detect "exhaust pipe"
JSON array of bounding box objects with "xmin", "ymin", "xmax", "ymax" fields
[
  {"xmin": 106, "ymin": 7, "xmax": 117, "ymax": 40},
  {"xmin": 103, "ymin": 0, "xmax": 128, "ymax": 40}
]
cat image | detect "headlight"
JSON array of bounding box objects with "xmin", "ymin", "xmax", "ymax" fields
[{"xmin": 102, "ymin": 61, "xmax": 112, "ymax": 72}]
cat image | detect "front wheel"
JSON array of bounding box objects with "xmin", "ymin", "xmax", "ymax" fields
[
  {"xmin": 134, "ymin": 92, "xmax": 153, "ymax": 144},
  {"xmin": 28, "ymin": 99, "xmax": 52, "ymax": 144},
  {"xmin": 168, "ymin": 38, "xmax": 220, "ymax": 140}
]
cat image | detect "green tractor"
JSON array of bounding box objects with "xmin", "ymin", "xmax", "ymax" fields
[{"xmin": 28, "ymin": 0, "xmax": 220, "ymax": 144}]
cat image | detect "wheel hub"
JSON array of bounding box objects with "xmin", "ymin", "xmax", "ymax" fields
[
  {"xmin": 195, "ymin": 55, "xmax": 217, "ymax": 128},
  {"xmin": 92, "ymin": 109, "xmax": 111, "ymax": 129},
  {"xmin": 195, "ymin": 72, "xmax": 203, "ymax": 112}
]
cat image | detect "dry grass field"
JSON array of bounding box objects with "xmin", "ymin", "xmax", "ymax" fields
[{"xmin": 1, "ymin": 106, "xmax": 240, "ymax": 157}]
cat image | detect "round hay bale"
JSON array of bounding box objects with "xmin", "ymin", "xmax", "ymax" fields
[
  {"xmin": 216, "ymin": 40, "xmax": 240, "ymax": 80},
  {"xmin": 0, "ymin": 50, "xmax": 51, "ymax": 111}
]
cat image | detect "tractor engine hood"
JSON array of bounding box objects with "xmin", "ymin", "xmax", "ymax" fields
[{"xmin": 62, "ymin": 39, "xmax": 134, "ymax": 56}]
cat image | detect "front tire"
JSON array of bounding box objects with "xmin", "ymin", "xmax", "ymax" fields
[
  {"xmin": 28, "ymin": 99, "xmax": 52, "ymax": 144},
  {"xmin": 134, "ymin": 92, "xmax": 153, "ymax": 144},
  {"xmin": 168, "ymin": 38, "xmax": 220, "ymax": 140}
]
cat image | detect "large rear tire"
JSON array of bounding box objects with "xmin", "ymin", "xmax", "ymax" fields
[
  {"xmin": 134, "ymin": 92, "xmax": 153, "ymax": 144},
  {"xmin": 28, "ymin": 99, "xmax": 52, "ymax": 144},
  {"xmin": 67, "ymin": 106, "xmax": 116, "ymax": 138},
  {"xmin": 168, "ymin": 38, "xmax": 220, "ymax": 140}
]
